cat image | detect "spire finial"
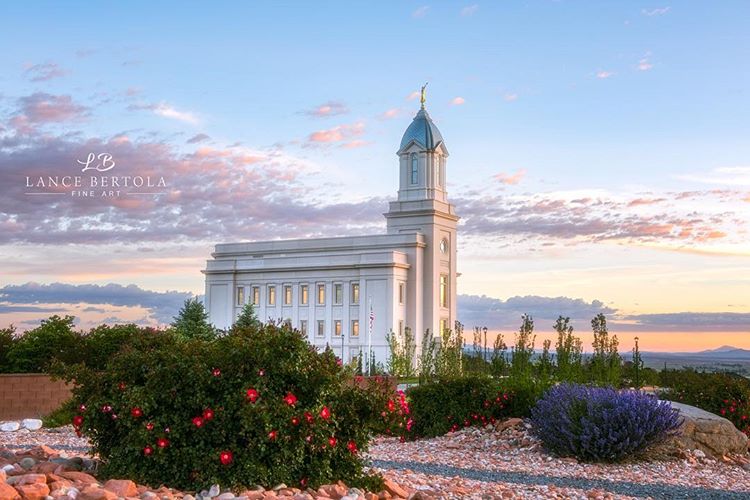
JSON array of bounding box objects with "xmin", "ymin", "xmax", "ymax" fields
[{"xmin": 420, "ymin": 82, "xmax": 428, "ymax": 109}]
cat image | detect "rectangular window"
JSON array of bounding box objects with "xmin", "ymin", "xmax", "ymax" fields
[
  {"xmin": 252, "ymin": 286, "xmax": 260, "ymax": 306},
  {"xmin": 317, "ymin": 320, "xmax": 325, "ymax": 337},
  {"xmin": 334, "ymin": 320, "xmax": 342, "ymax": 337},
  {"xmin": 284, "ymin": 285, "xmax": 292, "ymax": 305},
  {"xmin": 300, "ymin": 284, "xmax": 309, "ymax": 305},
  {"xmin": 317, "ymin": 284, "xmax": 325, "ymax": 305},
  {"xmin": 440, "ymin": 319, "xmax": 448, "ymax": 334},
  {"xmin": 398, "ymin": 282, "xmax": 405, "ymax": 305},
  {"xmin": 440, "ymin": 275, "xmax": 448, "ymax": 308},
  {"xmin": 410, "ymin": 154, "xmax": 418, "ymax": 184},
  {"xmin": 300, "ymin": 320, "xmax": 308, "ymax": 336},
  {"xmin": 351, "ymin": 319, "xmax": 359, "ymax": 337},
  {"xmin": 236, "ymin": 286, "xmax": 245, "ymax": 306},
  {"xmin": 268, "ymin": 285, "xmax": 276, "ymax": 306},
  {"xmin": 334, "ymin": 284, "xmax": 343, "ymax": 305},
  {"xmin": 351, "ymin": 282, "xmax": 360, "ymax": 304}
]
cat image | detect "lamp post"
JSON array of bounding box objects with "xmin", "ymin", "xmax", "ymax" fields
[{"xmin": 483, "ymin": 326, "xmax": 488, "ymax": 371}]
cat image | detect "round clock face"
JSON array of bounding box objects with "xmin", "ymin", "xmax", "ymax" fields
[{"xmin": 440, "ymin": 239, "xmax": 448, "ymax": 254}]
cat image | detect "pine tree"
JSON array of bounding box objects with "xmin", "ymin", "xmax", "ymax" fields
[
  {"xmin": 172, "ymin": 299, "xmax": 216, "ymax": 341},
  {"xmin": 233, "ymin": 303, "xmax": 262, "ymax": 332}
]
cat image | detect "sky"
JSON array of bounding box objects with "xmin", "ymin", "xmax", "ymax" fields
[{"xmin": 0, "ymin": 1, "xmax": 748, "ymax": 352}]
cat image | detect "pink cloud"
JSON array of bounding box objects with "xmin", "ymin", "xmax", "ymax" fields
[
  {"xmin": 16, "ymin": 93, "xmax": 89, "ymax": 124},
  {"xmin": 379, "ymin": 108, "xmax": 401, "ymax": 120},
  {"xmin": 494, "ymin": 169, "xmax": 526, "ymax": 185},
  {"xmin": 303, "ymin": 101, "xmax": 349, "ymax": 118},
  {"xmin": 451, "ymin": 96, "xmax": 466, "ymax": 106},
  {"xmin": 308, "ymin": 122, "xmax": 365, "ymax": 143},
  {"xmin": 503, "ymin": 93, "xmax": 518, "ymax": 102},
  {"xmin": 596, "ymin": 71, "xmax": 615, "ymax": 79},
  {"xmin": 24, "ymin": 62, "xmax": 67, "ymax": 82},
  {"xmin": 406, "ymin": 91, "xmax": 420, "ymax": 101}
]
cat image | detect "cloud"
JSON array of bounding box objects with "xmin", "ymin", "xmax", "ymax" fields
[
  {"xmin": 621, "ymin": 312, "xmax": 750, "ymax": 332},
  {"xmin": 637, "ymin": 58, "xmax": 654, "ymax": 71},
  {"xmin": 677, "ymin": 167, "xmax": 750, "ymax": 187},
  {"xmin": 24, "ymin": 62, "xmax": 67, "ymax": 82},
  {"xmin": 406, "ymin": 91, "xmax": 420, "ymax": 101},
  {"xmin": 15, "ymin": 93, "xmax": 89, "ymax": 124},
  {"xmin": 459, "ymin": 294, "xmax": 615, "ymax": 330},
  {"xmin": 379, "ymin": 108, "xmax": 401, "ymax": 120},
  {"xmin": 503, "ymin": 93, "xmax": 518, "ymax": 102},
  {"xmin": 451, "ymin": 96, "xmax": 466, "ymax": 105},
  {"xmin": 128, "ymin": 102, "xmax": 199, "ymax": 124},
  {"xmin": 494, "ymin": 169, "xmax": 526, "ymax": 185},
  {"xmin": 303, "ymin": 101, "xmax": 349, "ymax": 118},
  {"xmin": 0, "ymin": 282, "xmax": 193, "ymax": 324},
  {"xmin": 340, "ymin": 139, "xmax": 370, "ymax": 149},
  {"xmin": 642, "ymin": 7, "xmax": 670, "ymax": 16},
  {"xmin": 596, "ymin": 71, "xmax": 615, "ymax": 79},
  {"xmin": 461, "ymin": 4, "xmax": 479, "ymax": 16},
  {"xmin": 308, "ymin": 122, "xmax": 365, "ymax": 144},
  {"xmin": 412, "ymin": 6, "xmax": 429, "ymax": 18},
  {"xmin": 186, "ymin": 133, "xmax": 211, "ymax": 144}
]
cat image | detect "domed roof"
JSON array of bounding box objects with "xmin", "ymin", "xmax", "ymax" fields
[{"xmin": 399, "ymin": 108, "xmax": 445, "ymax": 152}]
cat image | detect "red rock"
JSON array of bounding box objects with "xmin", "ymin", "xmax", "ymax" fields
[
  {"xmin": 0, "ymin": 469, "xmax": 6, "ymax": 482},
  {"xmin": 78, "ymin": 487, "xmax": 118, "ymax": 500},
  {"xmin": 48, "ymin": 480, "xmax": 73, "ymax": 492},
  {"xmin": 32, "ymin": 462, "xmax": 59, "ymax": 474},
  {"xmin": 0, "ymin": 482, "xmax": 21, "ymax": 500},
  {"xmin": 59, "ymin": 471, "xmax": 98, "ymax": 484},
  {"xmin": 103, "ymin": 480, "xmax": 138, "ymax": 497},
  {"xmin": 240, "ymin": 492, "xmax": 265, "ymax": 500},
  {"xmin": 382, "ymin": 479, "xmax": 408, "ymax": 499},
  {"xmin": 6, "ymin": 475, "xmax": 47, "ymax": 486},
  {"xmin": 365, "ymin": 494, "xmax": 379, "ymax": 500},
  {"xmin": 378, "ymin": 491, "xmax": 392, "ymax": 500},
  {"xmin": 14, "ymin": 482, "xmax": 50, "ymax": 500}
]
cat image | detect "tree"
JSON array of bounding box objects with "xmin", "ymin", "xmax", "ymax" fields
[
  {"xmin": 171, "ymin": 299, "xmax": 216, "ymax": 341},
  {"xmin": 386, "ymin": 327, "xmax": 416, "ymax": 377},
  {"xmin": 511, "ymin": 314, "xmax": 535, "ymax": 380},
  {"xmin": 554, "ymin": 316, "xmax": 583, "ymax": 382},
  {"xmin": 0, "ymin": 325, "xmax": 16, "ymax": 373},
  {"xmin": 631, "ymin": 336, "xmax": 645, "ymax": 389},
  {"xmin": 537, "ymin": 338, "xmax": 553, "ymax": 382},
  {"xmin": 232, "ymin": 303, "xmax": 262, "ymax": 332},
  {"xmin": 590, "ymin": 313, "xmax": 621, "ymax": 387},
  {"xmin": 418, "ymin": 329, "xmax": 438, "ymax": 382},
  {"xmin": 6, "ymin": 316, "xmax": 81, "ymax": 373},
  {"xmin": 490, "ymin": 332, "xmax": 507, "ymax": 377}
]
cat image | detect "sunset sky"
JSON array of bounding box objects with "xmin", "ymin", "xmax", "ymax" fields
[{"xmin": 1, "ymin": 2, "xmax": 748, "ymax": 351}]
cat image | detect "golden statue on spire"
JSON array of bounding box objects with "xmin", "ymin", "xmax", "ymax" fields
[{"xmin": 420, "ymin": 82, "xmax": 428, "ymax": 109}]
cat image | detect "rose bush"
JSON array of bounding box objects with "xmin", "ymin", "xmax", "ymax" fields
[{"xmin": 60, "ymin": 323, "xmax": 396, "ymax": 491}]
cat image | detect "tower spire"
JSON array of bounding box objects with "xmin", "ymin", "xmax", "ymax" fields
[{"xmin": 420, "ymin": 82, "xmax": 428, "ymax": 109}]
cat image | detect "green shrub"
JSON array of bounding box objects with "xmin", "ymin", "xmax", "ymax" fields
[
  {"xmin": 405, "ymin": 376, "xmax": 541, "ymax": 439},
  {"xmin": 0, "ymin": 326, "xmax": 15, "ymax": 373},
  {"xmin": 660, "ymin": 369, "xmax": 750, "ymax": 436},
  {"xmin": 81, "ymin": 324, "xmax": 155, "ymax": 371},
  {"xmin": 60, "ymin": 323, "xmax": 388, "ymax": 491},
  {"xmin": 43, "ymin": 398, "xmax": 77, "ymax": 428},
  {"xmin": 6, "ymin": 316, "xmax": 82, "ymax": 373}
]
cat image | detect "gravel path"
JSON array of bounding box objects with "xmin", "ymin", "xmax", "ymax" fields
[{"xmin": 371, "ymin": 459, "xmax": 749, "ymax": 499}]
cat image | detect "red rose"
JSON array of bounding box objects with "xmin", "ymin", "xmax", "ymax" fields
[
  {"xmin": 246, "ymin": 388, "xmax": 259, "ymax": 403},
  {"xmin": 117, "ymin": 382, "xmax": 126, "ymax": 391},
  {"xmin": 212, "ymin": 368, "xmax": 221, "ymax": 377},
  {"xmin": 283, "ymin": 392, "xmax": 298, "ymax": 406},
  {"xmin": 305, "ymin": 435, "xmax": 312, "ymax": 443},
  {"xmin": 219, "ymin": 450, "xmax": 233, "ymax": 465},
  {"xmin": 320, "ymin": 406, "xmax": 331, "ymax": 420},
  {"xmin": 78, "ymin": 404, "xmax": 87, "ymax": 412},
  {"xmin": 72, "ymin": 415, "xmax": 84, "ymax": 427},
  {"xmin": 291, "ymin": 417, "xmax": 300, "ymax": 426},
  {"xmin": 304, "ymin": 411, "xmax": 314, "ymax": 424},
  {"xmin": 299, "ymin": 478, "xmax": 308, "ymax": 488},
  {"xmin": 192, "ymin": 416, "xmax": 204, "ymax": 428},
  {"xmin": 268, "ymin": 430, "xmax": 277, "ymax": 441},
  {"xmin": 102, "ymin": 404, "xmax": 112, "ymax": 413},
  {"xmin": 157, "ymin": 437, "xmax": 169, "ymax": 448},
  {"xmin": 328, "ymin": 436, "xmax": 337, "ymax": 447},
  {"xmin": 258, "ymin": 369, "xmax": 265, "ymax": 376},
  {"xmin": 146, "ymin": 422, "xmax": 154, "ymax": 431},
  {"xmin": 346, "ymin": 440, "xmax": 357, "ymax": 453},
  {"xmin": 131, "ymin": 407, "xmax": 143, "ymax": 418},
  {"xmin": 143, "ymin": 446, "xmax": 154, "ymax": 456},
  {"xmin": 387, "ymin": 400, "xmax": 395, "ymax": 412},
  {"xmin": 203, "ymin": 408, "xmax": 214, "ymax": 420}
]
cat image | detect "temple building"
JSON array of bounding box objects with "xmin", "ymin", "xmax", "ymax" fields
[{"xmin": 203, "ymin": 96, "xmax": 458, "ymax": 364}]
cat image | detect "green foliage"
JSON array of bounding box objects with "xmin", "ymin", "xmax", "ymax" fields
[
  {"xmin": 0, "ymin": 325, "xmax": 16, "ymax": 373},
  {"xmin": 660, "ymin": 369, "xmax": 750, "ymax": 436},
  {"xmin": 82, "ymin": 324, "xmax": 147, "ymax": 371},
  {"xmin": 59, "ymin": 322, "xmax": 387, "ymax": 490},
  {"xmin": 490, "ymin": 332, "xmax": 507, "ymax": 377},
  {"xmin": 6, "ymin": 315, "xmax": 81, "ymax": 373},
  {"xmin": 631, "ymin": 337, "xmax": 645, "ymax": 389},
  {"xmin": 537, "ymin": 339, "xmax": 553, "ymax": 383},
  {"xmin": 43, "ymin": 398, "xmax": 77, "ymax": 428},
  {"xmin": 405, "ymin": 377, "xmax": 514, "ymax": 438},
  {"xmin": 435, "ymin": 322, "xmax": 464, "ymax": 378},
  {"xmin": 589, "ymin": 313, "xmax": 621, "ymax": 387},
  {"xmin": 554, "ymin": 316, "xmax": 583, "ymax": 382},
  {"xmin": 510, "ymin": 315, "xmax": 535, "ymax": 381},
  {"xmin": 171, "ymin": 299, "xmax": 217, "ymax": 341},
  {"xmin": 232, "ymin": 303, "xmax": 262, "ymax": 332},
  {"xmin": 418, "ymin": 329, "xmax": 438, "ymax": 383},
  {"xmin": 386, "ymin": 327, "xmax": 416, "ymax": 377}
]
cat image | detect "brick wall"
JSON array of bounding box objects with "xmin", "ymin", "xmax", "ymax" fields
[{"xmin": 0, "ymin": 374, "xmax": 72, "ymax": 421}]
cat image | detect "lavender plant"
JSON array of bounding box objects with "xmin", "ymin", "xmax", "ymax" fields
[{"xmin": 530, "ymin": 383, "xmax": 682, "ymax": 461}]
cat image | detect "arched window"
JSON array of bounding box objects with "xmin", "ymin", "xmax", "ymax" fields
[{"xmin": 410, "ymin": 154, "xmax": 418, "ymax": 184}]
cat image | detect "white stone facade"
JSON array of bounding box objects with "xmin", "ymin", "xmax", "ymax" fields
[{"xmin": 203, "ymin": 104, "xmax": 458, "ymax": 364}]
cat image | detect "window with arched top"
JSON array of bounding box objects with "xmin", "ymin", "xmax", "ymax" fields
[{"xmin": 410, "ymin": 154, "xmax": 418, "ymax": 184}]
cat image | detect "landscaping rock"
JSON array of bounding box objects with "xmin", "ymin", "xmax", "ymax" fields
[
  {"xmin": 1, "ymin": 422, "xmax": 21, "ymax": 432},
  {"xmin": 665, "ymin": 401, "xmax": 749, "ymax": 458},
  {"xmin": 21, "ymin": 419, "xmax": 43, "ymax": 431},
  {"xmin": 19, "ymin": 457, "xmax": 36, "ymax": 470},
  {"xmin": 382, "ymin": 479, "xmax": 408, "ymax": 499},
  {"xmin": 14, "ymin": 482, "xmax": 50, "ymax": 500},
  {"xmin": 0, "ymin": 482, "xmax": 21, "ymax": 500},
  {"xmin": 103, "ymin": 479, "xmax": 138, "ymax": 497}
]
